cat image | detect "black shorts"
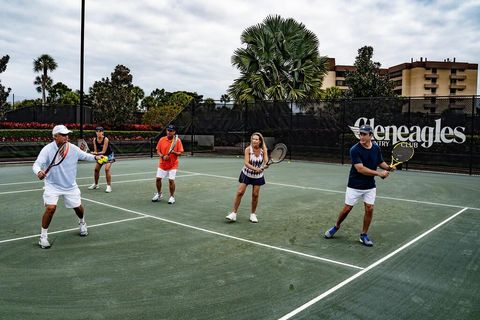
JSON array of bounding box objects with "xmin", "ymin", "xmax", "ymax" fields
[{"xmin": 238, "ymin": 171, "xmax": 265, "ymax": 186}]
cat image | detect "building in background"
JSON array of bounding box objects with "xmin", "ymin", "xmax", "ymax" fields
[{"xmin": 322, "ymin": 57, "xmax": 478, "ymax": 98}]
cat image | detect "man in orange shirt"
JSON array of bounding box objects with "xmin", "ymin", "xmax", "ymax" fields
[{"xmin": 152, "ymin": 124, "xmax": 184, "ymax": 204}]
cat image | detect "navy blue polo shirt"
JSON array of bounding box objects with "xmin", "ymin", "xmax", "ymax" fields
[{"xmin": 347, "ymin": 142, "xmax": 384, "ymax": 190}]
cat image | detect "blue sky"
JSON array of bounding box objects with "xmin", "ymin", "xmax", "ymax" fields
[{"xmin": 1, "ymin": 0, "xmax": 479, "ymax": 102}]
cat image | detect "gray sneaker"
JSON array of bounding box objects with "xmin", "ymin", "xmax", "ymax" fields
[
  {"xmin": 38, "ymin": 236, "xmax": 51, "ymax": 249},
  {"xmin": 79, "ymin": 222, "xmax": 88, "ymax": 236},
  {"xmin": 152, "ymin": 192, "xmax": 162, "ymax": 202}
]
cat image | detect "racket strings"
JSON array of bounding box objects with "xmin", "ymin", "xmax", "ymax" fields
[
  {"xmin": 392, "ymin": 145, "xmax": 414, "ymax": 162},
  {"xmin": 270, "ymin": 144, "xmax": 287, "ymax": 163}
]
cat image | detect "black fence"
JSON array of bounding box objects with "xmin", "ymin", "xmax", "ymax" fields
[
  {"xmin": 169, "ymin": 96, "xmax": 480, "ymax": 175},
  {"xmin": 4, "ymin": 104, "xmax": 93, "ymax": 124}
]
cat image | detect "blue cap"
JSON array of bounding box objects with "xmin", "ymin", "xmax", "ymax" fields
[
  {"xmin": 359, "ymin": 124, "xmax": 373, "ymax": 134},
  {"xmin": 166, "ymin": 124, "xmax": 176, "ymax": 131}
]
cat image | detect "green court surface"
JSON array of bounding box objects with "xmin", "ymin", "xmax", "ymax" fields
[{"xmin": 0, "ymin": 156, "xmax": 479, "ymax": 320}]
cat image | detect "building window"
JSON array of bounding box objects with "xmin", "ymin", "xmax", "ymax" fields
[
  {"xmin": 335, "ymin": 80, "xmax": 345, "ymax": 86},
  {"xmin": 432, "ymin": 78, "xmax": 437, "ymax": 84},
  {"xmin": 450, "ymin": 89, "xmax": 456, "ymax": 94},
  {"xmin": 389, "ymin": 70, "xmax": 402, "ymax": 78},
  {"xmin": 336, "ymin": 71, "xmax": 346, "ymax": 78},
  {"xmin": 431, "ymin": 88, "xmax": 436, "ymax": 94},
  {"xmin": 451, "ymin": 69, "xmax": 457, "ymax": 74},
  {"xmin": 432, "ymin": 68, "xmax": 437, "ymax": 73}
]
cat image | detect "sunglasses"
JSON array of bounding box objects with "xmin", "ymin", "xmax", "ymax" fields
[{"xmin": 359, "ymin": 132, "xmax": 370, "ymax": 136}]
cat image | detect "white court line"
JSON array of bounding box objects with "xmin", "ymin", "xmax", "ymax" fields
[
  {"xmin": 0, "ymin": 171, "xmax": 156, "ymax": 186},
  {"xmin": 0, "ymin": 173, "xmax": 200, "ymax": 196},
  {"xmin": 81, "ymin": 197, "xmax": 364, "ymax": 270},
  {"xmin": 277, "ymin": 207, "xmax": 470, "ymax": 320},
  {"xmin": 0, "ymin": 216, "xmax": 147, "ymax": 244},
  {"xmin": 181, "ymin": 170, "xmax": 480, "ymax": 211}
]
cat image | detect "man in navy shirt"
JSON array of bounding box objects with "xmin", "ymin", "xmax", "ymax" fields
[{"xmin": 324, "ymin": 124, "xmax": 392, "ymax": 246}]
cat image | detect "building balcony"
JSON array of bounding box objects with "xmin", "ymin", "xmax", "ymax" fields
[
  {"xmin": 449, "ymin": 103, "xmax": 465, "ymax": 110},
  {"xmin": 424, "ymin": 73, "xmax": 439, "ymax": 79},
  {"xmin": 450, "ymin": 84, "xmax": 466, "ymax": 90},
  {"xmin": 424, "ymin": 94, "xmax": 438, "ymax": 98},
  {"xmin": 450, "ymin": 74, "xmax": 466, "ymax": 80},
  {"xmin": 423, "ymin": 103, "xmax": 438, "ymax": 110},
  {"xmin": 424, "ymin": 83, "xmax": 439, "ymax": 89}
]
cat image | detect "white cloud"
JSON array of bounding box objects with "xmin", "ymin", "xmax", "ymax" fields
[{"xmin": 1, "ymin": 0, "xmax": 479, "ymax": 102}]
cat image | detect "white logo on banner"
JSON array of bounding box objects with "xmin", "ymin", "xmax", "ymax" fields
[{"xmin": 349, "ymin": 118, "xmax": 466, "ymax": 148}]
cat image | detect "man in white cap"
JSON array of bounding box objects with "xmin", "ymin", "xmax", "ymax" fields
[
  {"xmin": 324, "ymin": 124, "xmax": 393, "ymax": 247},
  {"xmin": 33, "ymin": 124, "xmax": 104, "ymax": 249}
]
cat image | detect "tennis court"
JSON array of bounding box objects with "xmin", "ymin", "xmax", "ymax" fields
[{"xmin": 0, "ymin": 156, "xmax": 479, "ymax": 319}]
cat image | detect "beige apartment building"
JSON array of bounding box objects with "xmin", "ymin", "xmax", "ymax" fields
[{"xmin": 322, "ymin": 57, "xmax": 478, "ymax": 98}]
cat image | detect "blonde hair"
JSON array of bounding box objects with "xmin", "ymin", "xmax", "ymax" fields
[{"xmin": 250, "ymin": 132, "xmax": 264, "ymax": 149}]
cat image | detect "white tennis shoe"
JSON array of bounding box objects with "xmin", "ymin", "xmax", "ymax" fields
[
  {"xmin": 88, "ymin": 184, "xmax": 98, "ymax": 190},
  {"xmin": 38, "ymin": 236, "xmax": 51, "ymax": 249},
  {"xmin": 226, "ymin": 212, "xmax": 237, "ymax": 222},
  {"xmin": 105, "ymin": 185, "xmax": 112, "ymax": 193},
  {"xmin": 152, "ymin": 192, "xmax": 162, "ymax": 202},
  {"xmin": 79, "ymin": 222, "xmax": 88, "ymax": 236},
  {"xmin": 168, "ymin": 196, "xmax": 175, "ymax": 204},
  {"xmin": 249, "ymin": 213, "xmax": 258, "ymax": 223}
]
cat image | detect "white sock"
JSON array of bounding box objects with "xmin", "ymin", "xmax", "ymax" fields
[
  {"xmin": 41, "ymin": 228, "xmax": 48, "ymax": 238},
  {"xmin": 79, "ymin": 217, "xmax": 85, "ymax": 224}
]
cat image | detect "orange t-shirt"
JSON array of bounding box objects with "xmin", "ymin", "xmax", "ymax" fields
[{"xmin": 156, "ymin": 136, "xmax": 184, "ymax": 170}]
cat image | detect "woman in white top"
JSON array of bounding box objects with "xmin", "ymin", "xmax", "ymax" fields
[{"xmin": 226, "ymin": 132, "xmax": 269, "ymax": 223}]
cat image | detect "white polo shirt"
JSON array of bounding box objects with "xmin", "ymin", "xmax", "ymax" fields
[{"xmin": 33, "ymin": 141, "xmax": 96, "ymax": 191}]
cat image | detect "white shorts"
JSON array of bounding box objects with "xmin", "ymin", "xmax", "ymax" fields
[
  {"xmin": 345, "ymin": 187, "xmax": 376, "ymax": 206},
  {"xmin": 43, "ymin": 186, "xmax": 82, "ymax": 209},
  {"xmin": 156, "ymin": 168, "xmax": 177, "ymax": 180}
]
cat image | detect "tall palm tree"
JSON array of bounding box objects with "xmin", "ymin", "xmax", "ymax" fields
[
  {"xmin": 33, "ymin": 54, "xmax": 57, "ymax": 105},
  {"xmin": 228, "ymin": 15, "xmax": 328, "ymax": 102}
]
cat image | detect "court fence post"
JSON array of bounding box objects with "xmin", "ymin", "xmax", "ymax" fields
[
  {"xmin": 340, "ymin": 99, "xmax": 346, "ymax": 165},
  {"xmin": 469, "ymin": 95, "xmax": 475, "ymax": 175},
  {"xmin": 190, "ymin": 101, "xmax": 195, "ymax": 156}
]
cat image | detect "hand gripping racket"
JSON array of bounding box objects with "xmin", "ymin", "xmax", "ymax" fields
[
  {"xmin": 167, "ymin": 134, "xmax": 178, "ymax": 155},
  {"xmin": 262, "ymin": 143, "xmax": 288, "ymax": 169},
  {"xmin": 44, "ymin": 143, "xmax": 70, "ymax": 174}
]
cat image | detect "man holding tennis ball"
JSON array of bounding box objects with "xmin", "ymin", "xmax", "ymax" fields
[
  {"xmin": 33, "ymin": 125, "xmax": 105, "ymax": 249},
  {"xmin": 324, "ymin": 124, "xmax": 392, "ymax": 247}
]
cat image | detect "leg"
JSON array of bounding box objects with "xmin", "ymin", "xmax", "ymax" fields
[
  {"xmin": 93, "ymin": 163, "xmax": 101, "ymax": 184},
  {"xmin": 335, "ymin": 204, "xmax": 354, "ymax": 228},
  {"xmin": 73, "ymin": 205, "xmax": 85, "ymax": 220},
  {"xmin": 41, "ymin": 205, "xmax": 57, "ymax": 229},
  {"xmin": 104, "ymin": 162, "xmax": 112, "ymax": 186},
  {"xmin": 156, "ymin": 177, "xmax": 162, "ymax": 194},
  {"xmin": 251, "ymin": 185, "xmax": 261, "ymax": 213},
  {"xmin": 232, "ymin": 183, "xmax": 247, "ymax": 213},
  {"xmin": 73, "ymin": 205, "xmax": 88, "ymax": 236},
  {"xmin": 169, "ymin": 179, "xmax": 175, "ymax": 197},
  {"xmin": 361, "ymin": 203, "xmax": 374, "ymax": 234}
]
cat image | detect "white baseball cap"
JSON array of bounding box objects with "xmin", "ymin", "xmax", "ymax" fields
[{"xmin": 52, "ymin": 125, "xmax": 72, "ymax": 136}]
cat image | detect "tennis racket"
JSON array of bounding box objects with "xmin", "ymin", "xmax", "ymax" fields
[
  {"xmin": 44, "ymin": 143, "xmax": 70, "ymax": 174},
  {"xmin": 381, "ymin": 142, "xmax": 414, "ymax": 179},
  {"xmin": 78, "ymin": 138, "xmax": 90, "ymax": 152},
  {"xmin": 167, "ymin": 134, "xmax": 178, "ymax": 155},
  {"xmin": 389, "ymin": 142, "xmax": 415, "ymax": 168},
  {"xmin": 262, "ymin": 143, "xmax": 288, "ymax": 169}
]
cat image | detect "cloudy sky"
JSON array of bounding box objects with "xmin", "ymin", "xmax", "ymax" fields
[{"xmin": 1, "ymin": 0, "xmax": 479, "ymax": 101}]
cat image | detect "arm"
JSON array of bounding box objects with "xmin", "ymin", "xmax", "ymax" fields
[
  {"xmin": 354, "ymin": 163, "xmax": 389, "ymax": 178},
  {"xmin": 378, "ymin": 161, "xmax": 395, "ymax": 171},
  {"xmin": 171, "ymin": 139, "xmax": 184, "ymax": 156},
  {"xmin": 92, "ymin": 138, "xmax": 98, "ymax": 155},
  {"xmin": 100, "ymin": 137, "xmax": 109, "ymax": 155},
  {"xmin": 76, "ymin": 144, "xmax": 102, "ymax": 162},
  {"xmin": 33, "ymin": 146, "xmax": 49, "ymax": 180},
  {"xmin": 262, "ymin": 144, "xmax": 269, "ymax": 167}
]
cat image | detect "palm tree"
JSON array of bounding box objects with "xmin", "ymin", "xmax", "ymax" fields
[
  {"xmin": 33, "ymin": 54, "xmax": 57, "ymax": 105},
  {"xmin": 228, "ymin": 15, "xmax": 328, "ymax": 102},
  {"xmin": 220, "ymin": 93, "xmax": 230, "ymax": 107}
]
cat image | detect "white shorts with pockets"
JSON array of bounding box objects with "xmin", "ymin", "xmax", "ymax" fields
[{"xmin": 345, "ymin": 187, "xmax": 376, "ymax": 206}]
